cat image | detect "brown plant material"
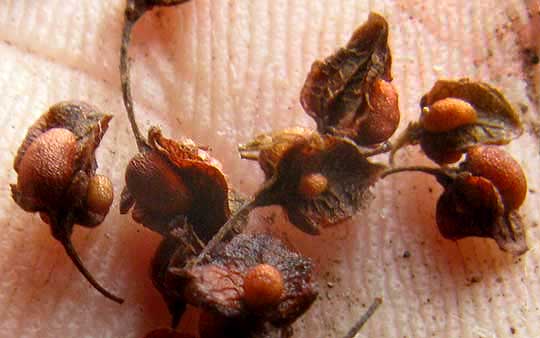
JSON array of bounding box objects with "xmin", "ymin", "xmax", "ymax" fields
[
  {"xmin": 160, "ymin": 234, "xmax": 317, "ymax": 336},
  {"xmin": 391, "ymin": 78, "xmax": 523, "ymax": 165},
  {"xmin": 300, "ymin": 12, "xmax": 399, "ymax": 146},
  {"xmin": 242, "ymin": 132, "xmax": 385, "ymax": 235},
  {"xmin": 10, "ymin": 101, "xmax": 123, "ymax": 303},
  {"xmin": 239, "ymin": 127, "xmax": 316, "ymax": 179},
  {"xmin": 436, "ymin": 173, "xmax": 527, "ymax": 255},
  {"xmin": 121, "ymin": 127, "xmax": 234, "ymax": 243},
  {"xmin": 342, "ymin": 297, "xmax": 383, "ymax": 338}
]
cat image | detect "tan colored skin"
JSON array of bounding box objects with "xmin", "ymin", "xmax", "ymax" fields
[
  {"xmin": 464, "ymin": 145, "xmax": 527, "ymax": 210},
  {"xmin": 17, "ymin": 128, "xmax": 78, "ymax": 209},
  {"xmin": 357, "ymin": 79, "xmax": 400, "ymax": 145},
  {"xmin": 243, "ymin": 264, "xmax": 284, "ymax": 309},
  {"xmin": 298, "ymin": 172, "xmax": 328, "ymax": 199},
  {"xmin": 86, "ymin": 175, "xmax": 114, "ymax": 215},
  {"xmin": 420, "ymin": 97, "xmax": 477, "ymax": 132}
]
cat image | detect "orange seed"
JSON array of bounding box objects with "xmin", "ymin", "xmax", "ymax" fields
[
  {"xmin": 243, "ymin": 264, "xmax": 284, "ymax": 309},
  {"xmin": 421, "ymin": 97, "xmax": 477, "ymax": 132}
]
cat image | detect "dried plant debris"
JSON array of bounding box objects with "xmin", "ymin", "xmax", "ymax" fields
[
  {"xmin": 10, "ymin": 101, "xmax": 123, "ymax": 303},
  {"xmin": 300, "ymin": 12, "xmax": 399, "ymax": 146},
  {"xmin": 222, "ymin": 13, "xmax": 395, "ymax": 240},
  {"xmin": 383, "ymin": 145, "xmax": 528, "ymax": 255},
  {"xmin": 240, "ymin": 132, "xmax": 385, "ymax": 234},
  {"xmin": 391, "ymin": 79, "xmax": 523, "ymax": 165},
  {"xmin": 121, "ymin": 127, "xmax": 237, "ymax": 243},
  {"xmin": 121, "ymin": 0, "xmax": 192, "ymax": 150},
  {"xmin": 342, "ymin": 297, "xmax": 382, "ymax": 338},
  {"xmin": 153, "ymin": 233, "xmax": 317, "ymax": 335}
]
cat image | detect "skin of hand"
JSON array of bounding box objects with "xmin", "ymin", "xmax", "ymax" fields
[{"xmin": 0, "ymin": 1, "xmax": 539, "ymax": 337}]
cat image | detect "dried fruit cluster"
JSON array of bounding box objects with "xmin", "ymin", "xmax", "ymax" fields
[
  {"xmin": 386, "ymin": 79, "xmax": 528, "ymax": 255},
  {"xmin": 8, "ymin": 3, "xmax": 531, "ymax": 338}
]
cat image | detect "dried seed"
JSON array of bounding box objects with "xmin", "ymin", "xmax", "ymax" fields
[
  {"xmin": 16, "ymin": 128, "xmax": 77, "ymax": 210},
  {"xmin": 243, "ymin": 264, "xmax": 284, "ymax": 310},
  {"xmin": 86, "ymin": 175, "xmax": 114, "ymax": 215},
  {"xmin": 356, "ymin": 79, "xmax": 400, "ymax": 145},
  {"xmin": 420, "ymin": 97, "xmax": 477, "ymax": 132},
  {"xmin": 297, "ymin": 173, "xmax": 328, "ymax": 199},
  {"xmin": 463, "ymin": 145, "xmax": 527, "ymax": 210}
]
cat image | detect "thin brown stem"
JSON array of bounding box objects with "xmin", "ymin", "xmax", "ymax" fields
[
  {"xmin": 59, "ymin": 233, "xmax": 124, "ymax": 304},
  {"xmin": 361, "ymin": 141, "xmax": 392, "ymax": 158},
  {"xmin": 381, "ymin": 166, "xmax": 446, "ymax": 179},
  {"xmin": 120, "ymin": 9, "xmax": 146, "ymax": 151},
  {"xmin": 342, "ymin": 297, "xmax": 382, "ymax": 338},
  {"xmin": 187, "ymin": 200, "xmax": 256, "ymax": 268}
]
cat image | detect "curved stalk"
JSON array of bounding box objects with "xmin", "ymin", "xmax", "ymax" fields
[
  {"xmin": 59, "ymin": 232, "xmax": 124, "ymax": 304},
  {"xmin": 120, "ymin": 5, "xmax": 146, "ymax": 151},
  {"xmin": 381, "ymin": 165, "xmax": 447, "ymax": 179}
]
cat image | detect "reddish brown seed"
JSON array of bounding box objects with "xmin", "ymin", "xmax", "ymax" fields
[
  {"xmin": 356, "ymin": 79, "xmax": 400, "ymax": 145},
  {"xmin": 464, "ymin": 145, "xmax": 527, "ymax": 210},
  {"xmin": 420, "ymin": 97, "xmax": 477, "ymax": 132},
  {"xmin": 126, "ymin": 151, "xmax": 193, "ymax": 215},
  {"xmin": 17, "ymin": 128, "xmax": 78, "ymax": 209},
  {"xmin": 298, "ymin": 173, "xmax": 328, "ymax": 199},
  {"xmin": 243, "ymin": 264, "xmax": 284, "ymax": 309},
  {"xmin": 86, "ymin": 175, "xmax": 114, "ymax": 215}
]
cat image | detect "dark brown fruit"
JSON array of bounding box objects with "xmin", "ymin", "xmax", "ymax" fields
[
  {"xmin": 243, "ymin": 264, "xmax": 284, "ymax": 309},
  {"xmin": 126, "ymin": 151, "xmax": 193, "ymax": 216},
  {"xmin": 436, "ymin": 175, "xmax": 499, "ymax": 240},
  {"xmin": 464, "ymin": 146, "xmax": 527, "ymax": 210}
]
